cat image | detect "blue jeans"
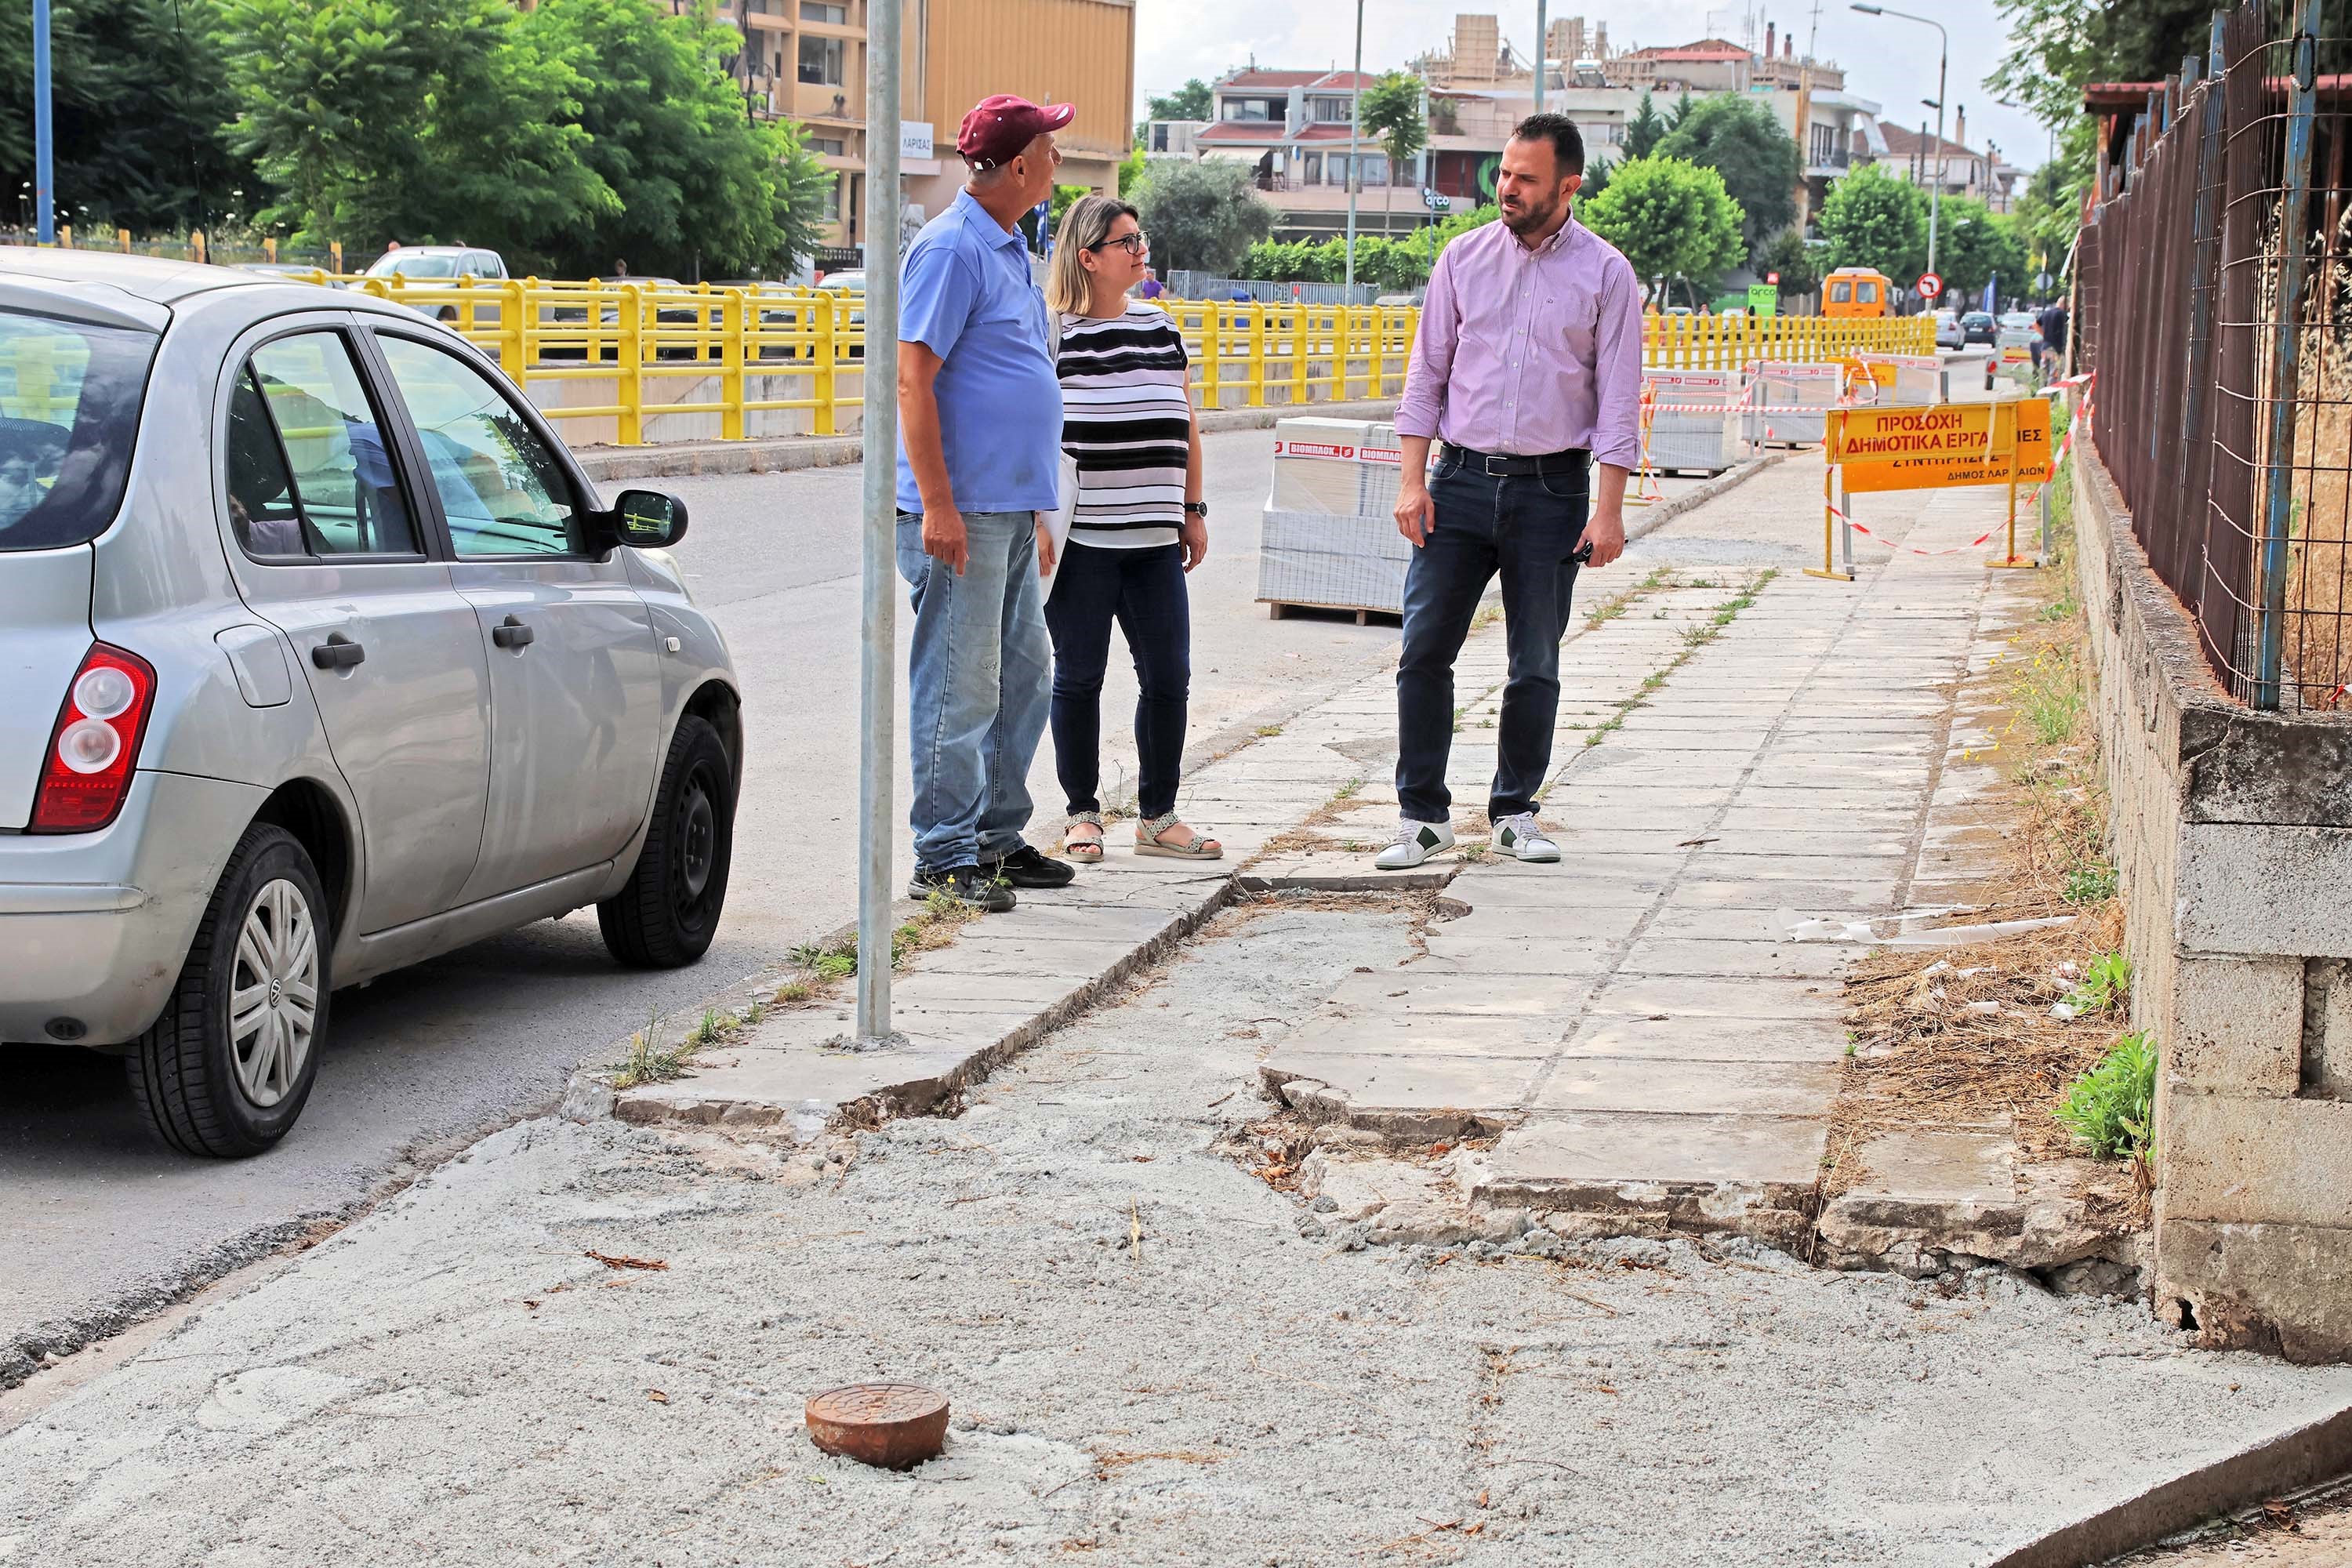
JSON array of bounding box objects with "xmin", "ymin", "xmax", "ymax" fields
[
  {"xmin": 1395, "ymin": 452, "xmax": 1589, "ymax": 824},
  {"xmin": 896, "ymin": 509, "xmax": 1052, "ymax": 873},
  {"xmin": 1044, "ymin": 541, "xmax": 1191, "ymax": 821}
]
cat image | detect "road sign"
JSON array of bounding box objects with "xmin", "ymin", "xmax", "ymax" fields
[
  {"xmin": 1765, "ymin": 270, "xmax": 1780, "ymax": 285},
  {"xmin": 1917, "ymin": 270, "xmax": 1944, "ymax": 299},
  {"xmin": 1830, "ymin": 399, "xmax": 2053, "ymax": 493}
]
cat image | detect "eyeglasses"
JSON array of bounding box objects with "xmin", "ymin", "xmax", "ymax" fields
[{"xmin": 1087, "ymin": 232, "xmax": 1149, "ymax": 256}]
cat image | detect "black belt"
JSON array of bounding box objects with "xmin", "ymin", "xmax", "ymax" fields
[{"xmin": 1442, "ymin": 443, "xmax": 1589, "ymax": 478}]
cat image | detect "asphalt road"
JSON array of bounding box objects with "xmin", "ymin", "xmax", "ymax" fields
[{"xmin": 0, "ymin": 426, "xmax": 1419, "ymax": 1367}]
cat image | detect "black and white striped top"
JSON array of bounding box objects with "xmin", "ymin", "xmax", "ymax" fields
[{"xmin": 1056, "ymin": 303, "xmax": 1192, "ymax": 550}]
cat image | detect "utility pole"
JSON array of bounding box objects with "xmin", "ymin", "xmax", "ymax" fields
[
  {"xmin": 33, "ymin": 0, "xmax": 54, "ymax": 245},
  {"xmin": 1345, "ymin": 0, "xmax": 1363, "ymax": 290},
  {"xmin": 1534, "ymin": 0, "xmax": 1548, "ymax": 112},
  {"xmin": 855, "ymin": 0, "xmax": 903, "ymax": 1045}
]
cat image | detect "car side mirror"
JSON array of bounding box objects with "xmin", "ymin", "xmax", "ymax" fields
[{"xmin": 609, "ymin": 488, "xmax": 688, "ymax": 550}]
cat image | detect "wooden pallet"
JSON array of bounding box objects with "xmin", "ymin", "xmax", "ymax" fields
[{"xmin": 1262, "ymin": 599, "xmax": 1402, "ymax": 626}]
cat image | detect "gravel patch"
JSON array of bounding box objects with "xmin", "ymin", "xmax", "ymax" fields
[{"xmin": 5, "ymin": 907, "xmax": 2349, "ymax": 1566}]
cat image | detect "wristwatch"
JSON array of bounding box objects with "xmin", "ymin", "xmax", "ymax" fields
[{"xmin": 1183, "ymin": 502, "xmax": 1209, "ymax": 519}]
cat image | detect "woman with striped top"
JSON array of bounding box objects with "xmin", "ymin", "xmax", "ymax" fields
[{"xmin": 1044, "ymin": 195, "xmax": 1218, "ymax": 862}]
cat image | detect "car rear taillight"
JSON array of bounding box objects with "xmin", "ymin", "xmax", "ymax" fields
[{"xmin": 30, "ymin": 643, "xmax": 156, "ymax": 833}]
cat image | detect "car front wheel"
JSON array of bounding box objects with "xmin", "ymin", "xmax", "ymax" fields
[
  {"xmin": 598, "ymin": 714, "xmax": 734, "ymax": 967},
  {"xmin": 128, "ymin": 823, "xmax": 328, "ymax": 1157}
]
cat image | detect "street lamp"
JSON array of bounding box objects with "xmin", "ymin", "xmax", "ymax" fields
[
  {"xmin": 1345, "ymin": 0, "xmax": 1363, "ymax": 291},
  {"xmin": 1852, "ymin": 2, "xmax": 1946, "ymax": 277}
]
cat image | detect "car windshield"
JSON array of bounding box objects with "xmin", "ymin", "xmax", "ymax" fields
[
  {"xmin": 367, "ymin": 253, "xmax": 459, "ymax": 278},
  {"xmin": 0, "ymin": 309, "xmax": 159, "ymax": 552}
]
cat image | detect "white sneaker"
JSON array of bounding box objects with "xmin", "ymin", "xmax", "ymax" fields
[
  {"xmin": 1492, "ymin": 812, "xmax": 1561, "ymax": 862},
  {"xmin": 1375, "ymin": 818, "xmax": 1455, "ymax": 869}
]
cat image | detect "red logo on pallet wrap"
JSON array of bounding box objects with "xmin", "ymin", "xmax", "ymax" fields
[{"xmin": 1272, "ymin": 440, "xmax": 1355, "ymax": 459}]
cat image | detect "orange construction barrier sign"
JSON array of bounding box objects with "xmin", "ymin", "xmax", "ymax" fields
[{"xmin": 1828, "ymin": 399, "xmax": 2053, "ymax": 493}]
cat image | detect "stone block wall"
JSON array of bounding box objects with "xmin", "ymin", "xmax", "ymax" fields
[{"xmin": 2074, "ymin": 445, "xmax": 2352, "ymax": 1363}]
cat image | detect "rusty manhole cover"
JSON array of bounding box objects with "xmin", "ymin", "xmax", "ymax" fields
[{"xmin": 805, "ymin": 1381, "xmax": 949, "ymax": 1469}]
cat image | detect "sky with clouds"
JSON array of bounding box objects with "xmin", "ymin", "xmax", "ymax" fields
[{"xmin": 1131, "ymin": 0, "xmax": 2053, "ymax": 172}]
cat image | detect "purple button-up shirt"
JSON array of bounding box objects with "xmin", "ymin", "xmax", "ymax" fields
[{"xmin": 1394, "ymin": 215, "xmax": 1644, "ymax": 471}]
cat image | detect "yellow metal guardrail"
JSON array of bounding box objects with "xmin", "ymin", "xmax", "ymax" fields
[
  {"xmin": 1644, "ymin": 312, "xmax": 1937, "ymax": 369},
  {"xmin": 270, "ymin": 274, "xmax": 1939, "ymax": 445}
]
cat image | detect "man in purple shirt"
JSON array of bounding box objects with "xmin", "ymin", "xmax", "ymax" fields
[{"xmin": 1376, "ymin": 113, "xmax": 1642, "ymax": 870}]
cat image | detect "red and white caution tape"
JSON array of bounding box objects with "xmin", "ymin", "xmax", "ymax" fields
[{"xmin": 1827, "ymin": 503, "xmax": 2002, "ymax": 557}]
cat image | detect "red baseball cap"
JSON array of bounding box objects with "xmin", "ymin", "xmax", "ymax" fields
[{"xmin": 956, "ymin": 94, "xmax": 1076, "ymax": 170}]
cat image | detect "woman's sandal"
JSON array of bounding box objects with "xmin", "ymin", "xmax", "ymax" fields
[
  {"xmin": 1135, "ymin": 811, "xmax": 1222, "ymax": 861},
  {"xmin": 1065, "ymin": 811, "xmax": 1105, "ymax": 863}
]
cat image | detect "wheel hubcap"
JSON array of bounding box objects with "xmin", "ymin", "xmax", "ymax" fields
[
  {"xmin": 228, "ymin": 879, "xmax": 318, "ymax": 1110},
  {"xmin": 675, "ymin": 768, "xmax": 716, "ymax": 916}
]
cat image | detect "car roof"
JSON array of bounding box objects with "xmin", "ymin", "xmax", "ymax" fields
[
  {"xmin": 379, "ymin": 245, "xmax": 487, "ymax": 256},
  {"xmin": 0, "ymin": 245, "xmax": 264, "ymax": 312}
]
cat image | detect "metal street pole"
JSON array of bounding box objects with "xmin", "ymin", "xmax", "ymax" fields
[
  {"xmin": 855, "ymin": 0, "xmax": 902, "ymax": 1044},
  {"xmin": 1534, "ymin": 0, "xmax": 1548, "ymax": 111},
  {"xmin": 1852, "ymin": 5, "xmax": 1947, "ymax": 274},
  {"xmin": 1345, "ymin": 0, "xmax": 1363, "ymax": 291},
  {"xmin": 33, "ymin": 0, "xmax": 54, "ymax": 245}
]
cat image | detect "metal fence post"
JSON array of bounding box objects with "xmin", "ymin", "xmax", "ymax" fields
[
  {"xmin": 855, "ymin": 0, "xmax": 903, "ymax": 1044},
  {"xmin": 2255, "ymin": 0, "xmax": 2322, "ymax": 710},
  {"xmin": 813, "ymin": 295, "xmax": 838, "ymax": 438}
]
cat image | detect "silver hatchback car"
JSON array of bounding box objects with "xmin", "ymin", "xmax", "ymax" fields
[{"xmin": 0, "ymin": 252, "xmax": 742, "ymax": 1156}]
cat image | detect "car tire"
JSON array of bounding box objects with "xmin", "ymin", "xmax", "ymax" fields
[
  {"xmin": 598, "ymin": 715, "xmax": 734, "ymax": 968},
  {"xmin": 127, "ymin": 823, "xmax": 329, "ymax": 1158}
]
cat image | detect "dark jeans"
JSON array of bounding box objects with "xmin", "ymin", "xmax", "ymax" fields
[
  {"xmin": 1395, "ymin": 452, "xmax": 1589, "ymax": 823},
  {"xmin": 1045, "ymin": 541, "xmax": 1192, "ymax": 820}
]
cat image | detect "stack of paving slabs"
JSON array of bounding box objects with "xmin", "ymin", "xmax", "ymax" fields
[
  {"xmin": 1747, "ymin": 360, "xmax": 1845, "ymax": 445},
  {"xmin": 1258, "ymin": 416, "xmax": 1416, "ymax": 616},
  {"xmin": 1640, "ymin": 368, "xmax": 1747, "ymax": 475},
  {"xmin": 1855, "ymin": 352, "xmax": 1944, "ymax": 406}
]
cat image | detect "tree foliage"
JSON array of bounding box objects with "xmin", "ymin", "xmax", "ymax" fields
[
  {"xmin": 1933, "ymin": 197, "xmax": 2032, "ymax": 306},
  {"xmin": 1753, "ymin": 227, "xmax": 1821, "ymax": 300},
  {"xmin": 1579, "ymin": 156, "xmax": 1744, "ymax": 292},
  {"xmin": 1991, "ymin": 0, "xmax": 2211, "ymax": 290},
  {"xmin": 1145, "ymin": 78, "xmax": 1213, "ymax": 123},
  {"xmin": 1131, "ymin": 156, "xmax": 1273, "ymax": 276},
  {"xmin": 0, "ymin": 0, "xmax": 252, "ymax": 235},
  {"xmin": 1622, "ymin": 91, "xmax": 1666, "ymax": 160},
  {"xmin": 1817, "ymin": 164, "xmax": 1928, "ymax": 285},
  {"xmin": 1358, "ymin": 71, "xmax": 1427, "ymax": 235},
  {"xmin": 518, "ymin": 0, "xmax": 827, "ymax": 278},
  {"xmin": 225, "ymin": 0, "xmax": 615, "ymax": 261},
  {"xmin": 1655, "ymin": 92, "xmax": 1799, "ymax": 254}
]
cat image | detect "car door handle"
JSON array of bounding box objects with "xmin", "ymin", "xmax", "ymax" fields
[
  {"xmin": 492, "ymin": 615, "xmax": 535, "ymax": 649},
  {"xmin": 310, "ymin": 633, "xmax": 365, "ymax": 670}
]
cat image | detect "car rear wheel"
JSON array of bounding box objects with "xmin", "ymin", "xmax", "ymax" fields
[
  {"xmin": 127, "ymin": 823, "xmax": 328, "ymax": 1158},
  {"xmin": 598, "ymin": 715, "xmax": 734, "ymax": 968}
]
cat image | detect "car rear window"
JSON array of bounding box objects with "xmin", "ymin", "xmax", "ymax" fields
[{"xmin": 0, "ymin": 310, "xmax": 158, "ymax": 553}]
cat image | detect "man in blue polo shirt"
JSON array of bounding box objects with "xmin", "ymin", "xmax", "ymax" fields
[{"xmin": 897, "ymin": 93, "xmax": 1077, "ymax": 911}]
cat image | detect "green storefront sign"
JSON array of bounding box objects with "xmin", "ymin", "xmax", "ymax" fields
[{"xmin": 1745, "ymin": 283, "xmax": 1780, "ymax": 318}]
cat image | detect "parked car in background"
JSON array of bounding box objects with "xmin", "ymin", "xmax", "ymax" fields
[
  {"xmin": 1998, "ymin": 310, "xmax": 2044, "ymax": 346},
  {"xmin": 543, "ymin": 278, "xmax": 713, "ymax": 362},
  {"xmin": 361, "ymin": 247, "xmax": 510, "ymax": 325},
  {"xmin": 0, "ymin": 251, "xmax": 741, "ymax": 1157},
  {"xmin": 1961, "ymin": 310, "xmax": 1998, "ymax": 345},
  {"xmin": 1934, "ymin": 310, "xmax": 1965, "ymax": 350},
  {"xmin": 815, "ymin": 271, "xmax": 866, "ymax": 360},
  {"xmin": 236, "ymin": 263, "xmax": 341, "ymax": 289}
]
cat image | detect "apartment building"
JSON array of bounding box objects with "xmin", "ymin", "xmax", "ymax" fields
[
  {"xmin": 1879, "ymin": 116, "xmax": 2024, "ymax": 212},
  {"xmin": 1176, "ymin": 69, "xmax": 1394, "ymax": 240},
  {"xmin": 713, "ymin": 0, "xmax": 1136, "ymax": 265}
]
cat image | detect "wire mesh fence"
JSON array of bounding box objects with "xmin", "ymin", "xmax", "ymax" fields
[{"xmin": 2077, "ymin": 0, "xmax": 2352, "ymax": 711}]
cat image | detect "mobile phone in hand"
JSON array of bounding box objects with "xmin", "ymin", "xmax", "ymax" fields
[{"xmin": 1572, "ymin": 540, "xmax": 1595, "ymax": 564}]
